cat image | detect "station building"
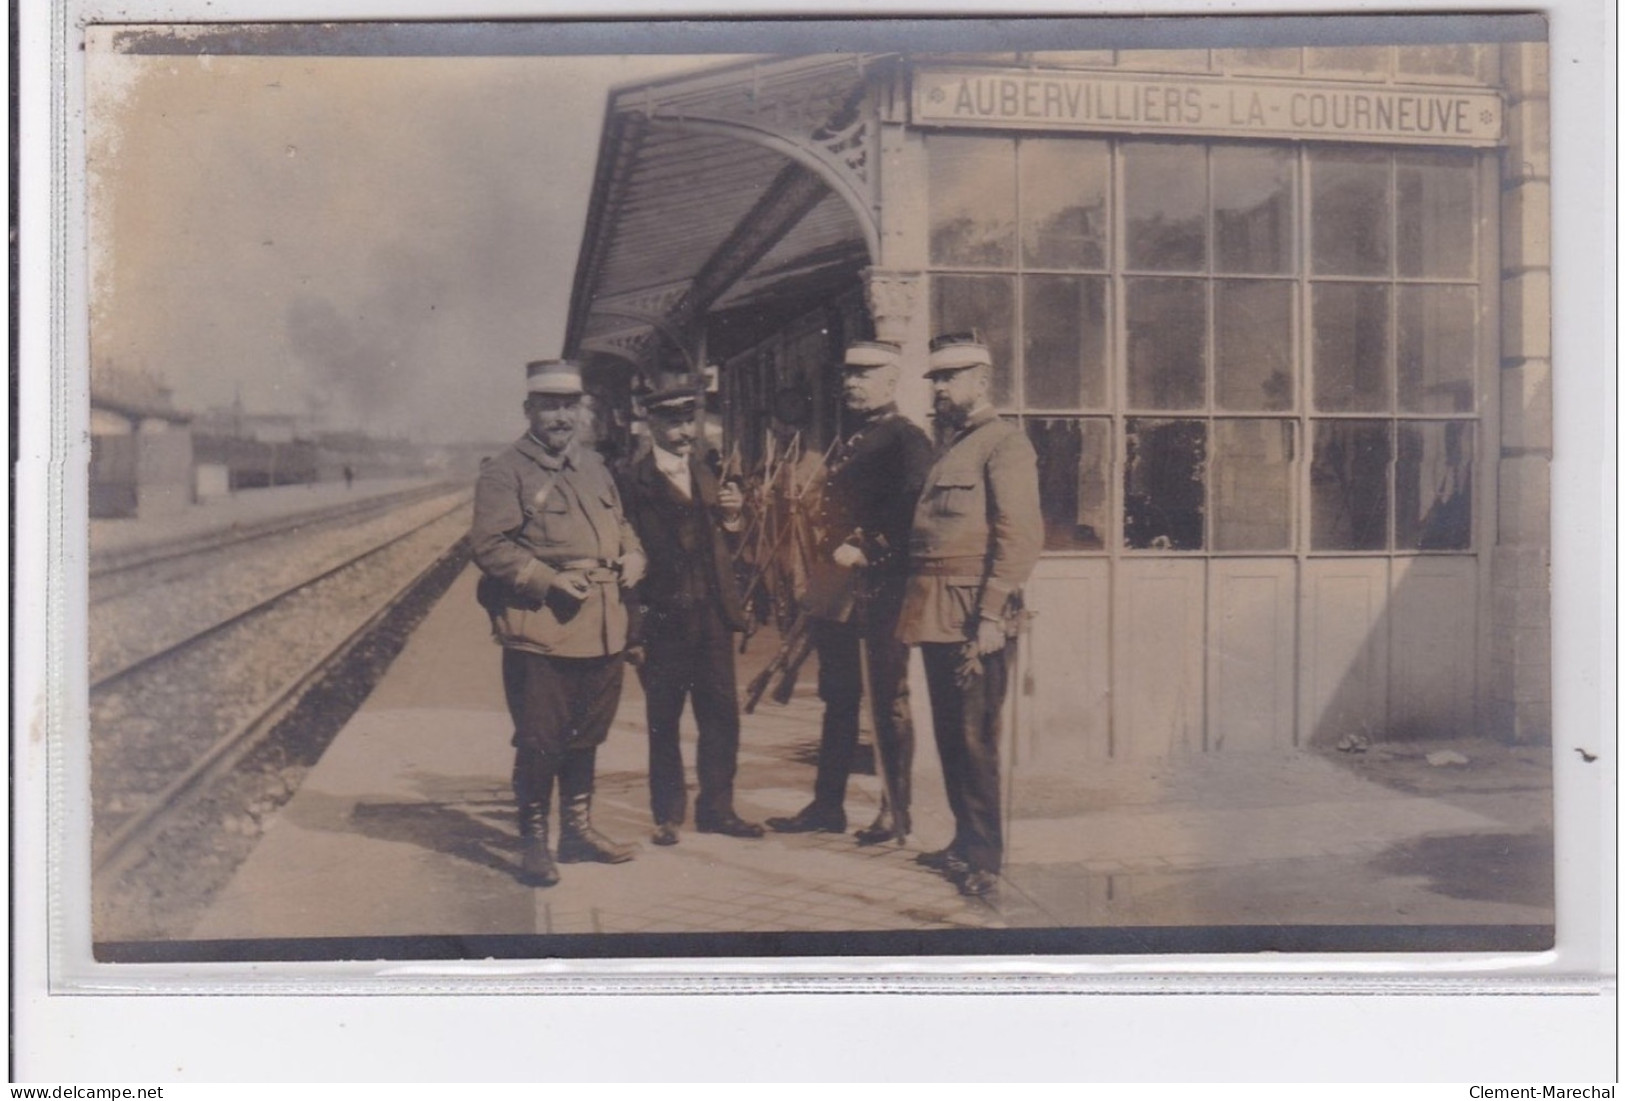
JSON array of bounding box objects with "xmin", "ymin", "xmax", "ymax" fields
[
  {"xmin": 89, "ymin": 381, "xmax": 195, "ymax": 519},
  {"xmin": 562, "ymin": 44, "xmax": 1551, "ymax": 760}
]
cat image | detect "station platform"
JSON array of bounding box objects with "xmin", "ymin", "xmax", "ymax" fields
[
  {"xmin": 190, "ymin": 564, "xmax": 1556, "ymax": 951},
  {"xmin": 89, "ymin": 476, "xmax": 447, "ymax": 562}
]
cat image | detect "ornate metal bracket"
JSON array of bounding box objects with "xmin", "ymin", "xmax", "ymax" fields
[
  {"xmin": 634, "ymin": 58, "xmax": 884, "ymax": 261},
  {"xmin": 580, "ymin": 329, "xmax": 658, "ymax": 371}
]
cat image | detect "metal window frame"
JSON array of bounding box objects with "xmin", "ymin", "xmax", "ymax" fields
[{"xmin": 922, "ymin": 131, "xmax": 1493, "ymax": 565}]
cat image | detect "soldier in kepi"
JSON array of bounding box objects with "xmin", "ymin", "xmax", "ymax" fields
[
  {"xmin": 470, "ymin": 359, "xmax": 646, "ymax": 888},
  {"xmin": 767, "ymin": 340, "xmax": 932, "ymax": 845},
  {"xmin": 900, "ymin": 333, "xmax": 1042, "ymax": 898},
  {"xmin": 618, "ymin": 379, "xmax": 765, "ymax": 846}
]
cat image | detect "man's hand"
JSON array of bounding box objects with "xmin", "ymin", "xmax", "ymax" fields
[
  {"xmin": 549, "ymin": 570, "xmax": 593, "ymax": 601},
  {"xmin": 832, "ymin": 543, "xmax": 869, "ymax": 570},
  {"xmin": 625, "ymin": 643, "xmax": 647, "ymax": 669},
  {"xmin": 617, "ymin": 550, "xmax": 647, "ymax": 589},
  {"xmin": 954, "ymin": 642, "xmax": 982, "ymax": 689},
  {"xmin": 975, "ymin": 615, "xmax": 1006, "ymax": 656},
  {"xmin": 717, "ymin": 481, "xmax": 744, "ymax": 520}
]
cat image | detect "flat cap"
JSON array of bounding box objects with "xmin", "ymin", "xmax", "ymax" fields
[{"xmin": 525, "ymin": 359, "xmax": 584, "ymax": 395}]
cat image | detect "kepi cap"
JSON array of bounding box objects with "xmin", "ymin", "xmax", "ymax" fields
[
  {"xmin": 839, "ymin": 340, "xmax": 902, "ymax": 370},
  {"xmin": 925, "ymin": 331, "xmax": 992, "ymax": 377},
  {"xmin": 526, "ymin": 359, "xmax": 584, "ymax": 395}
]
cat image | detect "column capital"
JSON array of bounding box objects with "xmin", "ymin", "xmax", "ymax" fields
[
  {"xmin": 861, "ymin": 268, "xmax": 931, "ymax": 426},
  {"xmin": 861, "ymin": 267, "xmax": 923, "ymax": 345}
]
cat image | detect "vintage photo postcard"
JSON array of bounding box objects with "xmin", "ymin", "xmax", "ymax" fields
[{"xmin": 54, "ymin": 13, "xmax": 1579, "ymax": 976}]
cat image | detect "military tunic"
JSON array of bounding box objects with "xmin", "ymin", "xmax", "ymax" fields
[
  {"xmin": 899, "ymin": 406, "xmax": 1042, "ymax": 877},
  {"xmin": 899, "ymin": 407, "xmax": 1043, "ymax": 643},
  {"xmin": 800, "ymin": 404, "xmax": 932, "ymax": 830},
  {"xmin": 471, "ymin": 434, "xmax": 642, "ymax": 777},
  {"xmin": 471, "ymin": 434, "xmax": 641, "ymax": 658}
]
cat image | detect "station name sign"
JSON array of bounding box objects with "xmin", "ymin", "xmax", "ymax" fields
[{"xmin": 914, "ymin": 67, "xmax": 1503, "ymax": 147}]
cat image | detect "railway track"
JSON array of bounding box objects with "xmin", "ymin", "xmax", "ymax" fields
[
  {"xmin": 90, "ymin": 494, "xmax": 468, "ymax": 693},
  {"xmin": 90, "ymin": 491, "xmax": 473, "ymax": 887},
  {"xmin": 89, "ymin": 481, "xmax": 459, "ymax": 603},
  {"xmin": 89, "ymin": 486, "xmax": 472, "ymax": 685}
]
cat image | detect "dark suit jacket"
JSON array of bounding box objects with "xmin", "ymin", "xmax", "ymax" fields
[{"xmin": 619, "ymin": 448, "xmax": 747, "ymax": 637}]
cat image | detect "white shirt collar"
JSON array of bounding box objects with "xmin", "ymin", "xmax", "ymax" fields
[{"xmin": 652, "ymin": 444, "xmax": 692, "ymax": 495}]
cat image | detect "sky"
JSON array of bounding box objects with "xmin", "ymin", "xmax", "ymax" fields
[{"xmin": 87, "ymin": 44, "xmax": 722, "ymax": 443}]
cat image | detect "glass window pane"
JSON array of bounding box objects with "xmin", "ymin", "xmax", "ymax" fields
[
  {"xmin": 1304, "ymin": 46, "xmax": 1390, "ymax": 77},
  {"xmin": 1126, "ymin": 278, "xmax": 1206, "ymax": 409},
  {"xmin": 1124, "ymin": 142, "xmax": 1207, "ymax": 271},
  {"xmin": 1312, "ymin": 282, "xmax": 1391, "ymax": 412},
  {"xmin": 1023, "ymin": 275, "xmax": 1107, "ymax": 409},
  {"xmin": 1311, "ymin": 420, "xmax": 1391, "ymax": 550},
  {"xmin": 1215, "ymin": 280, "xmax": 1294, "ymax": 411},
  {"xmin": 931, "ymin": 273, "xmax": 1016, "ymax": 407},
  {"xmin": 928, "ymin": 135, "xmax": 1016, "ymax": 267},
  {"xmin": 1124, "ymin": 418, "xmax": 1206, "ymax": 550},
  {"xmin": 1398, "ymin": 285, "xmax": 1477, "ymax": 413},
  {"xmin": 1397, "ymin": 422, "xmax": 1474, "ymax": 550},
  {"xmin": 1213, "ymin": 419, "xmax": 1294, "ymax": 551},
  {"xmin": 1396, "ymin": 150, "xmax": 1477, "ymax": 278},
  {"xmin": 1021, "ymin": 139, "xmax": 1109, "ymax": 270},
  {"xmin": 1310, "ymin": 149, "xmax": 1391, "ymax": 276},
  {"xmin": 1025, "ymin": 417, "xmax": 1109, "ymax": 551},
  {"xmin": 1214, "ymin": 146, "xmax": 1295, "ymax": 274}
]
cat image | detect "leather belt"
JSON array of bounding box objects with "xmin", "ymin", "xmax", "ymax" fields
[
  {"xmin": 909, "ymin": 556, "xmax": 987, "ymax": 577},
  {"xmin": 548, "ymin": 557, "xmax": 621, "ymax": 584}
]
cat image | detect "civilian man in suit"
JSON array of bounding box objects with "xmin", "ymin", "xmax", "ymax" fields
[
  {"xmin": 619, "ymin": 381, "xmax": 765, "ymax": 846},
  {"xmin": 766, "ymin": 340, "xmax": 932, "ymax": 845},
  {"xmin": 470, "ymin": 359, "xmax": 645, "ymax": 888},
  {"xmin": 900, "ymin": 333, "xmax": 1043, "ymax": 897}
]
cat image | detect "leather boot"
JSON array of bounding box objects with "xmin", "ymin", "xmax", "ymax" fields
[
  {"xmin": 854, "ymin": 806, "xmax": 908, "ymax": 846},
  {"xmin": 765, "ymin": 801, "xmax": 847, "ymax": 834},
  {"xmin": 557, "ymin": 792, "xmax": 636, "ymax": 864},
  {"xmin": 516, "ymin": 802, "xmax": 560, "ymax": 888}
]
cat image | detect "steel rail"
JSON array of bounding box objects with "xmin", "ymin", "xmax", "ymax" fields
[
  {"xmin": 91, "ymin": 525, "xmax": 472, "ymax": 880},
  {"xmin": 89, "ymin": 494, "xmax": 470, "ymax": 694},
  {"xmin": 89, "ymin": 481, "xmax": 459, "ymax": 585}
]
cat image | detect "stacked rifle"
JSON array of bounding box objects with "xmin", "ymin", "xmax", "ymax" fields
[{"xmin": 725, "ymin": 431, "xmax": 838, "ymax": 713}]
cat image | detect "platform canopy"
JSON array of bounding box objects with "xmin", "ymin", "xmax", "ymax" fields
[{"xmin": 563, "ymin": 53, "xmax": 896, "ymax": 379}]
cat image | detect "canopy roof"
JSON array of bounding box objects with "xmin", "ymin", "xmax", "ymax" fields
[{"xmin": 564, "ymin": 54, "xmax": 895, "ymax": 375}]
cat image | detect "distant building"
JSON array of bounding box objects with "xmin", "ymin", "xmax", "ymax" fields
[
  {"xmin": 191, "ymin": 404, "xmax": 318, "ymax": 489},
  {"xmin": 191, "ymin": 406, "xmax": 303, "ymax": 443},
  {"xmin": 89, "ymin": 370, "xmax": 194, "ymax": 519}
]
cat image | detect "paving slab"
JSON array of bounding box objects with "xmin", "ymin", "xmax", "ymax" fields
[{"xmin": 193, "ymin": 565, "xmax": 1555, "ymax": 944}]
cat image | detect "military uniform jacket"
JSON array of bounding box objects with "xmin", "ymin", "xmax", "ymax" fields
[
  {"xmin": 898, "ymin": 407, "xmax": 1043, "ymax": 645},
  {"xmin": 470, "ymin": 434, "xmax": 642, "ymax": 657},
  {"xmin": 618, "ymin": 448, "xmax": 747, "ymax": 636},
  {"xmin": 811, "ymin": 403, "xmax": 934, "ymax": 590}
]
